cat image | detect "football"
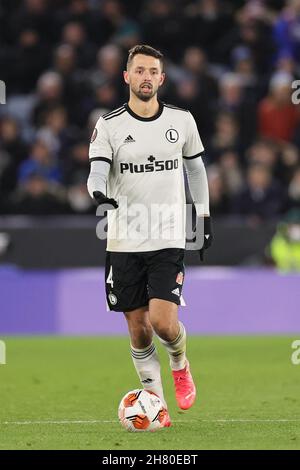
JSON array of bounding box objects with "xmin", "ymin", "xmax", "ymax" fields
[{"xmin": 118, "ymin": 389, "xmax": 167, "ymax": 432}]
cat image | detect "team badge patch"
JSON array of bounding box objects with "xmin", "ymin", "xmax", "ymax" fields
[
  {"xmin": 176, "ymin": 271, "xmax": 184, "ymax": 285},
  {"xmin": 109, "ymin": 292, "xmax": 117, "ymax": 305},
  {"xmin": 90, "ymin": 127, "xmax": 98, "ymax": 143},
  {"xmin": 165, "ymin": 128, "xmax": 179, "ymax": 143}
]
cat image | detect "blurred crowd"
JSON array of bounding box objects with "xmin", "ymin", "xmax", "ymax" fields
[{"xmin": 0, "ymin": 0, "xmax": 300, "ymax": 220}]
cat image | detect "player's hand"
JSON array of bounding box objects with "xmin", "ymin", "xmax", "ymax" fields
[
  {"xmin": 93, "ymin": 191, "xmax": 118, "ymax": 209},
  {"xmin": 198, "ymin": 216, "xmax": 213, "ymax": 261}
]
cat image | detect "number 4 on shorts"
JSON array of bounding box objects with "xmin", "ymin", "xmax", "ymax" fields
[{"xmin": 106, "ymin": 266, "xmax": 114, "ymax": 288}]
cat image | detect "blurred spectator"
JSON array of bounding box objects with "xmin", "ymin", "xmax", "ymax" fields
[
  {"xmin": 180, "ymin": 46, "xmax": 218, "ymax": 138},
  {"xmin": 232, "ymin": 163, "xmax": 285, "ymax": 220},
  {"xmin": 56, "ymin": 0, "xmax": 95, "ymax": 35},
  {"xmin": 54, "ymin": 44, "xmax": 77, "ymax": 78},
  {"xmin": 218, "ymin": 150, "xmax": 244, "ymax": 196},
  {"xmin": 7, "ymin": 173, "xmax": 69, "ymax": 215},
  {"xmin": 67, "ymin": 179, "xmax": 94, "ymax": 214},
  {"xmin": 273, "ymin": 0, "xmax": 300, "ymax": 62},
  {"xmin": 231, "ymin": 45, "xmax": 260, "ymax": 100},
  {"xmin": 278, "ymin": 143, "xmax": 300, "ymax": 184},
  {"xmin": 269, "ymin": 208, "xmax": 300, "ymax": 271},
  {"xmin": 287, "ymin": 166, "xmax": 300, "ymax": 210},
  {"xmin": 52, "ymin": 44, "xmax": 88, "ymax": 126},
  {"xmin": 184, "ymin": 0, "xmax": 234, "ymax": 63},
  {"xmin": 36, "ymin": 106, "xmax": 78, "ymax": 158},
  {"xmin": 6, "ymin": 28, "xmax": 50, "ymax": 94},
  {"xmin": 0, "ymin": 117, "xmax": 27, "ymax": 162},
  {"xmin": 91, "ymin": 81, "xmax": 120, "ymax": 112},
  {"xmin": 103, "ymin": 0, "xmax": 141, "ymax": 50},
  {"xmin": 63, "ymin": 141, "xmax": 89, "ymax": 186},
  {"xmin": 218, "ymin": 72, "xmax": 257, "ymax": 146},
  {"xmin": 258, "ymin": 71, "xmax": 300, "ymax": 142},
  {"xmin": 61, "ymin": 21, "xmax": 96, "ymax": 69},
  {"xmin": 92, "ymin": 44, "xmax": 123, "ymax": 83},
  {"xmin": 207, "ymin": 165, "xmax": 230, "ymax": 215},
  {"xmin": 8, "ymin": 0, "xmax": 57, "ymax": 44},
  {"xmin": 32, "ymin": 72, "xmax": 64, "ymax": 127},
  {"xmin": 174, "ymin": 77, "xmax": 204, "ymax": 137},
  {"xmin": 275, "ymin": 51, "xmax": 300, "ymax": 78},
  {"xmin": 209, "ymin": 111, "xmax": 241, "ymax": 161},
  {"xmin": 228, "ymin": 1, "xmax": 275, "ymax": 74},
  {"xmin": 246, "ymin": 139, "xmax": 278, "ymax": 170},
  {"xmin": 89, "ymin": 44, "xmax": 125, "ymax": 102},
  {"xmin": 141, "ymin": 0, "xmax": 183, "ymax": 60},
  {"xmin": 18, "ymin": 140, "xmax": 62, "ymax": 184},
  {"xmin": 0, "ymin": 117, "xmax": 28, "ymax": 194}
]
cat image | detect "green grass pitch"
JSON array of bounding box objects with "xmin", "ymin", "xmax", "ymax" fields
[{"xmin": 0, "ymin": 336, "xmax": 299, "ymax": 450}]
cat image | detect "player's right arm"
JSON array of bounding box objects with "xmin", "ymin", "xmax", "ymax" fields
[{"xmin": 87, "ymin": 117, "xmax": 118, "ymax": 209}]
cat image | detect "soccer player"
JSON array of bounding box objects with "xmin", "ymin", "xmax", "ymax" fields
[{"xmin": 87, "ymin": 45, "xmax": 212, "ymax": 427}]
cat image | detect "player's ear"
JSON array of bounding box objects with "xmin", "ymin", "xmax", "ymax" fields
[
  {"xmin": 123, "ymin": 70, "xmax": 129, "ymax": 85},
  {"xmin": 159, "ymin": 72, "xmax": 166, "ymax": 87}
]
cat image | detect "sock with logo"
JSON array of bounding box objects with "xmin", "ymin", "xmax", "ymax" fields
[
  {"xmin": 158, "ymin": 321, "xmax": 187, "ymax": 371},
  {"xmin": 130, "ymin": 342, "xmax": 167, "ymax": 408}
]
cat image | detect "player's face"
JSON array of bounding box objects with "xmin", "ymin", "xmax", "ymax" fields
[{"xmin": 124, "ymin": 54, "xmax": 165, "ymax": 102}]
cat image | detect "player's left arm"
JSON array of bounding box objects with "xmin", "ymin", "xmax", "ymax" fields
[{"xmin": 183, "ymin": 112, "xmax": 213, "ymax": 260}]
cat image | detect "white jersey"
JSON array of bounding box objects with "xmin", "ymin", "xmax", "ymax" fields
[{"xmin": 89, "ymin": 101, "xmax": 204, "ymax": 252}]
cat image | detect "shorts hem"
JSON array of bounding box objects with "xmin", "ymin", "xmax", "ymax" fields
[
  {"xmin": 109, "ymin": 302, "xmax": 149, "ymax": 313},
  {"xmin": 148, "ymin": 294, "xmax": 181, "ymax": 306}
]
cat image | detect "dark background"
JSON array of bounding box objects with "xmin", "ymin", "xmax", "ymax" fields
[{"xmin": 0, "ymin": 0, "xmax": 300, "ymax": 267}]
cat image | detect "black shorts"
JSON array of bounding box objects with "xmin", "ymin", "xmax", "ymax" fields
[{"xmin": 105, "ymin": 248, "xmax": 185, "ymax": 312}]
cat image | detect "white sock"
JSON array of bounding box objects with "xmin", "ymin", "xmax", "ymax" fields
[
  {"xmin": 130, "ymin": 342, "xmax": 167, "ymax": 408},
  {"xmin": 158, "ymin": 321, "xmax": 187, "ymax": 371}
]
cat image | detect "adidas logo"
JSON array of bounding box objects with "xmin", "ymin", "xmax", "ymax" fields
[
  {"xmin": 171, "ymin": 288, "xmax": 180, "ymax": 297},
  {"xmin": 124, "ymin": 135, "xmax": 135, "ymax": 143},
  {"xmin": 141, "ymin": 378, "xmax": 154, "ymax": 384}
]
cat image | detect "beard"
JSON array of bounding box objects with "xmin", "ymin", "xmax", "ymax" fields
[{"xmin": 131, "ymin": 85, "xmax": 156, "ymax": 102}]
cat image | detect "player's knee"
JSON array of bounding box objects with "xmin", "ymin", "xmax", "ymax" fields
[
  {"xmin": 130, "ymin": 322, "xmax": 152, "ymax": 339},
  {"xmin": 126, "ymin": 316, "xmax": 153, "ymax": 346},
  {"xmin": 151, "ymin": 320, "xmax": 178, "ymax": 343}
]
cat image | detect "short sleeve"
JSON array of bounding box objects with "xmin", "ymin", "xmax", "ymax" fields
[
  {"xmin": 89, "ymin": 117, "xmax": 113, "ymax": 164},
  {"xmin": 182, "ymin": 112, "xmax": 204, "ymax": 159}
]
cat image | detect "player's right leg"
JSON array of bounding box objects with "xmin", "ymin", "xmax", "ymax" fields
[{"xmin": 124, "ymin": 307, "xmax": 170, "ymax": 426}]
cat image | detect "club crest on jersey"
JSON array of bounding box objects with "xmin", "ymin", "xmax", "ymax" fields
[
  {"xmin": 165, "ymin": 129, "xmax": 179, "ymax": 143},
  {"xmin": 90, "ymin": 127, "xmax": 97, "ymax": 143},
  {"xmin": 176, "ymin": 271, "xmax": 184, "ymax": 285}
]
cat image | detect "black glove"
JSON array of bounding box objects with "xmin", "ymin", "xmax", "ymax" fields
[
  {"xmin": 93, "ymin": 191, "xmax": 118, "ymax": 209},
  {"xmin": 198, "ymin": 216, "xmax": 213, "ymax": 261}
]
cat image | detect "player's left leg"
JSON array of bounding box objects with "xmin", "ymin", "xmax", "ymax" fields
[{"xmin": 149, "ymin": 298, "xmax": 196, "ymax": 410}]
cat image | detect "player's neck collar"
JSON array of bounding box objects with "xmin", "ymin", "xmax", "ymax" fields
[{"xmin": 125, "ymin": 100, "xmax": 164, "ymax": 122}]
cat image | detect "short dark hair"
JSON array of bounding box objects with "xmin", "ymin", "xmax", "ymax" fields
[{"xmin": 127, "ymin": 44, "xmax": 164, "ymax": 70}]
